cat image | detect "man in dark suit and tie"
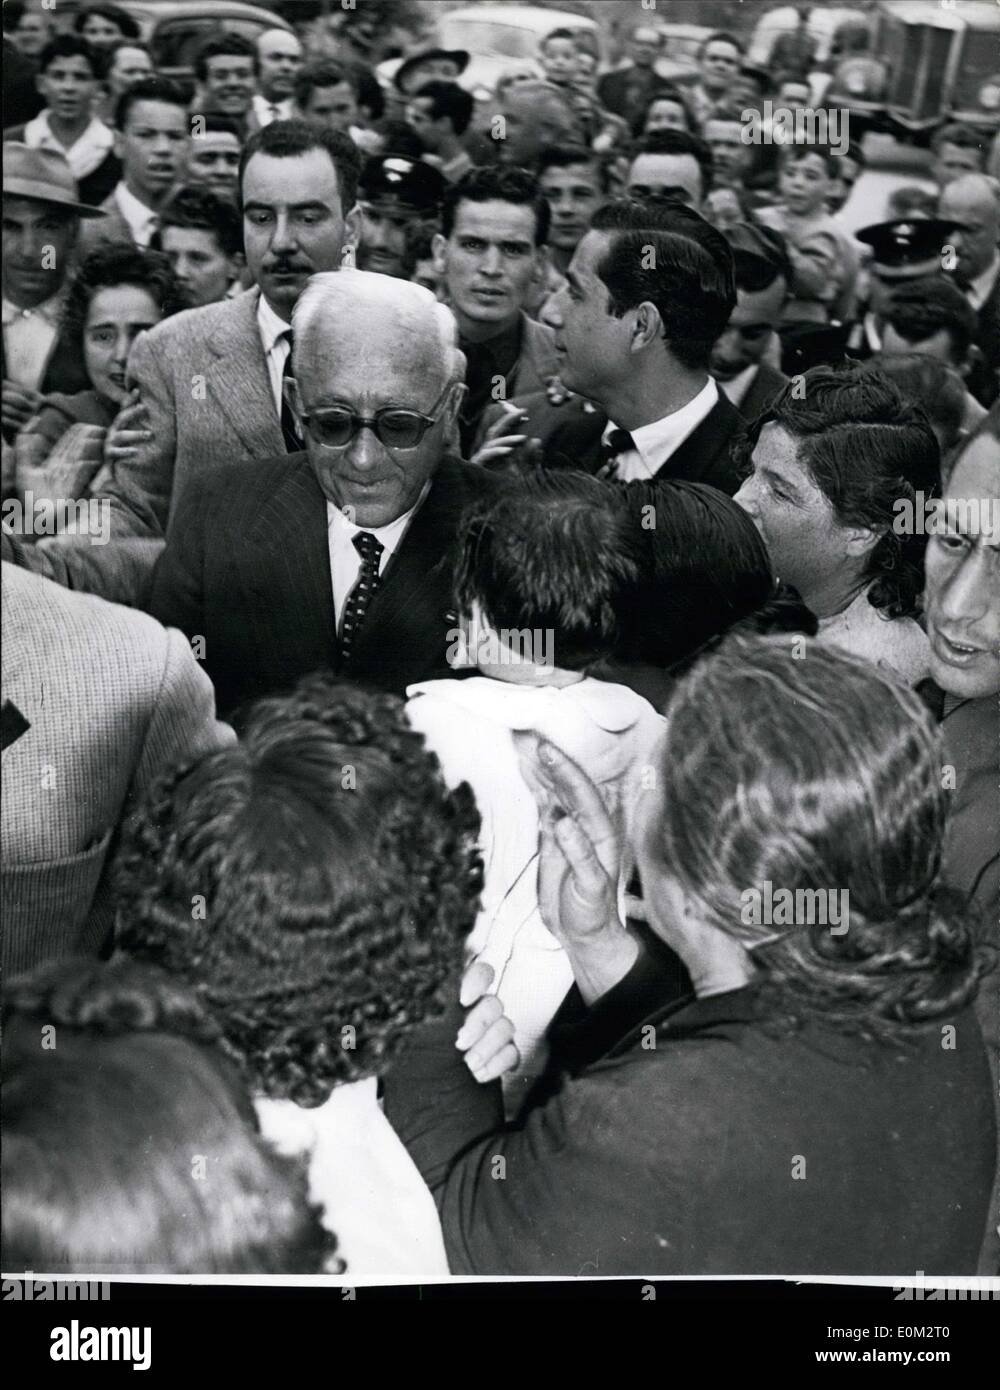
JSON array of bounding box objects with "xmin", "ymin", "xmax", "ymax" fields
[
  {"xmin": 479, "ymin": 199, "xmax": 744, "ymax": 493},
  {"xmin": 149, "ymin": 269, "xmax": 498, "ymax": 716},
  {"xmin": 27, "ymin": 119, "xmax": 362, "ymax": 604}
]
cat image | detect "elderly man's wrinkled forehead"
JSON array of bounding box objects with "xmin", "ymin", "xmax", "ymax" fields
[{"xmin": 293, "ymin": 269, "xmax": 460, "ymax": 393}]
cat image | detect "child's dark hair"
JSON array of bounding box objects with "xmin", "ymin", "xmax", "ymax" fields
[{"xmin": 454, "ymin": 471, "xmax": 643, "ymax": 671}]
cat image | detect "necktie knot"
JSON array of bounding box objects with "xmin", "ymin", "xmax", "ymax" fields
[
  {"xmin": 352, "ymin": 530, "xmax": 383, "ymax": 565},
  {"xmin": 599, "ymin": 427, "xmax": 636, "ymax": 479},
  {"xmin": 606, "ymin": 428, "xmax": 635, "ymax": 455}
]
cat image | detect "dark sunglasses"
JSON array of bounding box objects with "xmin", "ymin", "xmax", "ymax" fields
[{"xmin": 299, "ymin": 382, "xmax": 461, "ymax": 450}]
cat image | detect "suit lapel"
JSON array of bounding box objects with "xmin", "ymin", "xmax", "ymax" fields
[
  {"xmin": 654, "ymin": 396, "xmax": 743, "ymax": 493},
  {"xmin": 207, "ymin": 291, "xmax": 285, "ymax": 460},
  {"xmin": 243, "ymin": 453, "xmax": 337, "ymax": 683}
]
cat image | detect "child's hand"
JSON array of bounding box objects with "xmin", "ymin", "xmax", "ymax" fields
[{"xmin": 456, "ymin": 961, "xmax": 519, "ymax": 1083}]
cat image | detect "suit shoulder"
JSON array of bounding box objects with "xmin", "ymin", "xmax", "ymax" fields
[
  {"xmin": 1, "ymin": 563, "xmax": 173, "ymax": 693},
  {"xmin": 140, "ymin": 292, "xmax": 253, "ymax": 353}
]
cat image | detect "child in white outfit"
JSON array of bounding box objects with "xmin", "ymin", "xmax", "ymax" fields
[{"xmin": 406, "ymin": 473, "xmax": 665, "ymax": 1094}]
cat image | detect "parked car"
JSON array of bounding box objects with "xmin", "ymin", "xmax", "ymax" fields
[
  {"xmin": 825, "ymin": 0, "xmax": 1000, "ymax": 144},
  {"xmin": 376, "ymin": 3, "xmax": 603, "ymax": 105},
  {"xmin": 52, "ymin": 1, "xmax": 294, "ymax": 100}
]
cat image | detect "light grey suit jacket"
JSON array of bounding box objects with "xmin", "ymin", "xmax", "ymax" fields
[
  {"xmin": 34, "ymin": 288, "xmax": 284, "ymax": 603},
  {"xmin": 103, "ymin": 286, "xmax": 285, "ymax": 538},
  {"xmin": 1, "ymin": 561, "xmax": 234, "ymax": 976}
]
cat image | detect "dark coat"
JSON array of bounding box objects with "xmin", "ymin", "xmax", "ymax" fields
[
  {"xmin": 148, "ymin": 451, "xmax": 498, "ymax": 717},
  {"xmin": 541, "ymin": 390, "xmax": 747, "ymax": 495},
  {"xmin": 735, "ymin": 361, "xmax": 789, "ymax": 423},
  {"xmin": 384, "ymin": 971, "xmax": 996, "ymax": 1276}
]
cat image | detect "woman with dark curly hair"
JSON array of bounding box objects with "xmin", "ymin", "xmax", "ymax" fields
[
  {"xmin": 2, "ymin": 957, "xmax": 337, "ymax": 1275},
  {"xmin": 384, "ymin": 636, "xmax": 996, "ymax": 1275},
  {"xmin": 74, "ymin": 4, "xmax": 141, "ymax": 49},
  {"xmin": 14, "ymin": 243, "xmax": 186, "ymax": 509},
  {"xmin": 733, "ymin": 364, "xmax": 940, "ymax": 684},
  {"xmin": 115, "ymin": 676, "xmax": 503, "ymax": 1279}
]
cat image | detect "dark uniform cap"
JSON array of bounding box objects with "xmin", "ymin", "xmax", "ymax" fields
[
  {"xmin": 359, "ymin": 155, "xmax": 448, "ymax": 215},
  {"xmin": 855, "ymin": 217, "xmax": 960, "ymax": 278}
]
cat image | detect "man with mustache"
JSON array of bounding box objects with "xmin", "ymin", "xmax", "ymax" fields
[
  {"xmin": 77, "ymin": 76, "xmax": 190, "ymax": 256},
  {"xmin": 28, "ymin": 121, "xmax": 362, "ymax": 604}
]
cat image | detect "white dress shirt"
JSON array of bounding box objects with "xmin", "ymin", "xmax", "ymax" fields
[
  {"xmin": 256, "ymin": 293, "xmax": 292, "ymax": 416},
  {"xmin": 22, "ymin": 111, "xmax": 114, "ymax": 181},
  {"xmin": 112, "ymin": 182, "xmax": 160, "ymax": 249},
  {"xmin": 966, "ymin": 251, "xmax": 1000, "ymax": 313},
  {"xmin": 252, "ymin": 93, "xmax": 293, "ymax": 127},
  {"xmin": 600, "ymin": 376, "xmax": 719, "ymax": 482},
  {"xmin": 326, "ymin": 484, "xmax": 429, "ymax": 629},
  {"xmin": 2, "ymin": 293, "xmax": 64, "ymax": 390}
]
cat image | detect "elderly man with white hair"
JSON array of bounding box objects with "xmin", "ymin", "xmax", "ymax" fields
[
  {"xmin": 149, "ymin": 269, "xmax": 498, "ymax": 717},
  {"xmin": 253, "ymin": 27, "xmax": 303, "ymax": 125}
]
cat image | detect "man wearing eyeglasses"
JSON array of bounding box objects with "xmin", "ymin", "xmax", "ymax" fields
[
  {"xmin": 148, "ymin": 270, "xmax": 498, "ymax": 717},
  {"xmin": 19, "ymin": 120, "xmax": 363, "ymax": 606}
]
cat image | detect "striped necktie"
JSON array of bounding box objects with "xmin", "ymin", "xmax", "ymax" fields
[{"xmin": 279, "ymin": 330, "xmax": 304, "ymax": 452}]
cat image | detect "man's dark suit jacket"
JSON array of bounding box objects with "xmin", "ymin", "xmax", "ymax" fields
[
  {"xmin": 735, "ymin": 361, "xmax": 789, "ymax": 423},
  {"xmin": 541, "ymin": 389, "xmax": 746, "ymax": 495},
  {"xmin": 148, "ymin": 451, "xmax": 498, "ymax": 718}
]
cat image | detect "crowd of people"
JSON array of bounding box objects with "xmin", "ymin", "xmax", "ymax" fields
[{"xmin": 1, "ymin": 4, "xmax": 998, "ymax": 1281}]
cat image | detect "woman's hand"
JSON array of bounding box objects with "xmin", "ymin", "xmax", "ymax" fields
[
  {"xmin": 515, "ymin": 733, "xmax": 639, "ymax": 1004},
  {"xmin": 104, "ymin": 390, "xmax": 152, "ymax": 469},
  {"xmin": 456, "ymin": 960, "xmax": 519, "ymax": 1083}
]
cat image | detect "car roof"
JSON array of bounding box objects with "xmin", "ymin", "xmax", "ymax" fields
[
  {"xmin": 128, "ymin": 1, "xmax": 293, "ymax": 26},
  {"xmin": 442, "ymin": 4, "xmax": 598, "ymax": 34},
  {"xmin": 878, "ymin": 0, "xmax": 1000, "ymax": 30}
]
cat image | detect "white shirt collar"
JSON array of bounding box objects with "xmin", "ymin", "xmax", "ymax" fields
[
  {"xmin": 717, "ymin": 364, "xmax": 758, "ymax": 408},
  {"xmin": 2, "ymin": 291, "xmax": 64, "ymax": 326},
  {"xmin": 113, "ymin": 182, "xmax": 159, "ymax": 245},
  {"xmin": 24, "ymin": 111, "xmax": 114, "ymax": 180},
  {"xmin": 253, "ymin": 93, "xmax": 293, "ymax": 123},
  {"xmin": 966, "ymin": 251, "xmax": 1000, "ymax": 312},
  {"xmin": 601, "ymin": 377, "xmax": 718, "ymax": 478},
  {"xmin": 256, "ymin": 291, "xmax": 292, "ymax": 356},
  {"xmin": 326, "ymin": 478, "xmax": 432, "ymax": 557}
]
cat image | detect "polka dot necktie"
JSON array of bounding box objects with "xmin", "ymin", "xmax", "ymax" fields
[
  {"xmin": 340, "ymin": 531, "xmax": 384, "ymax": 663},
  {"xmin": 599, "ymin": 428, "xmax": 636, "ymax": 480}
]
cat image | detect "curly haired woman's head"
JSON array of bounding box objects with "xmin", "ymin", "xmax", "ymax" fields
[
  {"xmin": 2, "ymin": 958, "xmax": 335, "ymax": 1274},
  {"xmin": 116, "ymin": 677, "xmax": 483, "ymax": 1107},
  {"xmin": 633, "ymin": 635, "xmax": 984, "ymax": 1039},
  {"xmin": 732, "ymin": 365, "xmax": 941, "ymax": 620},
  {"xmin": 62, "ymin": 243, "xmax": 187, "ymax": 408}
]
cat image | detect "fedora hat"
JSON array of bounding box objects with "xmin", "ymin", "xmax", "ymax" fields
[
  {"xmin": 2, "ymin": 143, "xmax": 106, "ymax": 217},
  {"xmin": 394, "ymin": 47, "xmax": 469, "ymax": 94}
]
